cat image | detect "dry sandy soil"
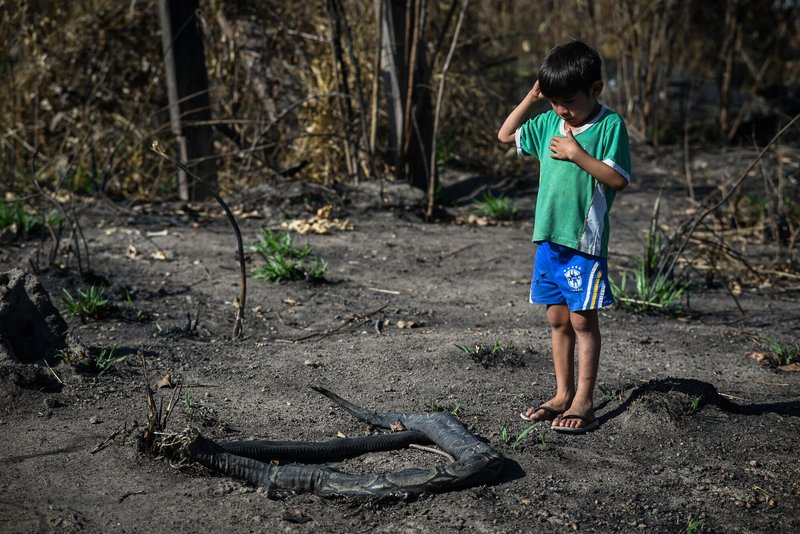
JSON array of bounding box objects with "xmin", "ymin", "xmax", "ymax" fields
[{"xmin": 1, "ymin": 143, "xmax": 799, "ymax": 533}]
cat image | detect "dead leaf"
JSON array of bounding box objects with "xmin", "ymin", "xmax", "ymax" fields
[
  {"xmin": 389, "ymin": 420, "xmax": 406, "ymax": 432},
  {"xmin": 454, "ymin": 214, "xmax": 493, "ymax": 227},
  {"xmin": 126, "ymin": 244, "xmax": 139, "ymax": 259},
  {"xmin": 235, "ymin": 209, "xmax": 262, "ymax": 219},
  {"xmin": 731, "ymin": 281, "xmax": 742, "ymax": 296},
  {"xmin": 155, "ymin": 373, "xmax": 174, "ymax": 389},
  {"xmin": 397, "ymin": 320, "xmax": 419, "ymax": 329},
  {"xmin": 282, "ymin": 204, "xmax": 353, "ymax": 235},
  {"xmin": 150, "ymin": 250, "xmax": 167, "ymax": 261},
  {"xmin": 336, "ymin": 431, "xmax": 347, "ymax": 438},
  {"xmin": 283, "ymin": 298, "xmax": 299, "ymax": 306},
  {"xmin": 778, "ymin": 363, "xmax": 800, "ymax": 372},
  {"xmin": 747, "ymin": 352, "xmax": 769, "ymax": 363},
  {"xmin": 304, "ymin": 360, "xmax": 321, "ymax": 368}
]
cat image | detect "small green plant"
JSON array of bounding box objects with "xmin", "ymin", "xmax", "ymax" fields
[
  {"xmin": 598, "ymin": 383, "xmax": 621, "ymax": 402},
  {"xmin": 491, "ymin": 339, "xmax": 512, "ymax": 354},
  {"xmin": 122, "ymin": 289, "xmax": 152, "ymax": 322},
  {"xmin": 511, "ymin": 422, "xmax": 541, "ymax": 450},
  {"xmin": 60, "ymin": 286, "xmax": 110, "ymax": 319},
  {"xmin": 425, "ymin": 399, "xmax": 463, "ymax": 415},
  {"xmin": 95, "ymin": 345, "xmax": 125, "ymax": 376},
  {"xmin": 475, "ymin": 191, "xmax": 517, "ymax": 220},
  {"xmin": 499, "ymin": 425, "xmax": 511, "ymax": 444},
  {"xmin": 689, "ymin": 396, "xmax": 702, "ymax": 414},
  {"xmin": 0, "ymin": 202, "xmax": 62, "ymax": 236},
  {"xmin": 456, "ymin": 339, "xmax": 522, "ymax": 368},
  {"xmin": 306, "ymin": 256, "xmax": 329, "ymax": 280},
  {"xmin": 455, "ymin": 344, "xmax": 474, "ymax": 355},
  {"xmin": 251, "ymin": 228, "xmax": 328, "ymax": 282},
  {"xmin": 762, "ymin": 336, "xmax": 800, "ymax": 366},
  {"xmin": 681, "ymin": 512, "xmax": 707, "ymax": 533},
  {"xmin": 611, "ymin": 233, "xmax": 688, "ymax": 313},
  {"xmin": 183, "ymin": 389, "xmax": 194, "ymax": 415},
  {"xmin": 0, "ymin": 201, "xmax": 38, "ymax": 233}
]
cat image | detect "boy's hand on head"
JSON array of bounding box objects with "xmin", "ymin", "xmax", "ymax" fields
[
  {"xmin": 526, "ymin": 80, "xmax": 544, "ymax": 103},
  {"xmin": 549, "ymin": 130, "xmax": 585, "ymax": 162}
]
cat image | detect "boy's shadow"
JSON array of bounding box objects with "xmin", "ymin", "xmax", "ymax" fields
[{"xmin": 595, "ymin": 377, "xmax": 800, "ymax": 423}]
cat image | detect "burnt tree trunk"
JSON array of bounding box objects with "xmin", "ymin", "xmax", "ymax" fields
[
  {"xmin": 376, "ymin": 0, "xmax": 433, "ymax": 191},
  {"xmin": 158, "ymin": 0, "xmax": 217, "ymax": 201}
]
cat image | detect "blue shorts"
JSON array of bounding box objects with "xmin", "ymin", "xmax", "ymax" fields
[{"xmin": 530, "ymin": 242, "xmax": 614, "ymax": 311}]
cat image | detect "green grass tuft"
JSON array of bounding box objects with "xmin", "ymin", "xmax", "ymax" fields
[
  {"xmin": 251, "ymin": 228, "xmax": 328, "ymax": 282},
  {"xmin": 762, "ymin": 336, "xmax": 799, "ymax": 367},
  {"xmin": 0, "ymin": 201, "xmax": 37, "ymax": 233},
  {"xmin": 60, "ymin": 286, "xmax": 110, "ymax": 319},
  {"xmin": 475, "ymin": 192, "xmax": 517, "ymax": 220},
  {"xmin": 95, "ymin": 345, "xmax": 126, "ymax": 376},
  {"xmin": 511, "ymin": 421, "xmax": 541, "ymax": 450},
  {"xmin": 681, "ymin": 512, "xmax": 707, "ymax": 533},
  {"xmin": 612, "ymin": 233, "xmax": 688, "ymax": 313}
]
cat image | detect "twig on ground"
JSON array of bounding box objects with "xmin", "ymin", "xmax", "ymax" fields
[
  {"xmin": 43, "ymin": 358, "xmax": 63, "ymax": 385},
  {"xmin": 92, "ymin": 428, "xmax": 123, "ymax": 454},
  {"xmin": 616, "ymin": 297, "xmax": 665, "ymax": 308},
  {"xmin": 439, "ymin": 243, "xmax": 474, "ymax": 261},
  {"xmin": 761, "ymin": 269, "xmax": 800, "ymax": 280},
  {"xmin": 275, "ymin": 303, "xmax": 389, "ymax": 343},
  {"xmin": 367, "ymin": 287, "xmax": 401, "ymax": 295},
  {"xmin": 755, "ymin": 381, "xmax": 789, "ymax": 387},
  {"xmin": 409, "ymin": 443, "xmax": 456, "ymax": 462},
  {"xmin": 91, "ymin": 422, "xmax": 138, "ymax": 454}
]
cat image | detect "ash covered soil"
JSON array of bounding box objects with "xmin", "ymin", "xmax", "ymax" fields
[{"xmin": 1, "ymin": 144, "xmax": 799, "ymax": 533}]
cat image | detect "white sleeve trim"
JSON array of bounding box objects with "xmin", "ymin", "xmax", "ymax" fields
[
  {"xmin": 602, "ymin": 159, "xmax": 630, "ymax": 182},
  {"xmin": 515, "ymin": 127, "xmax": 525, "ymax": 156}
]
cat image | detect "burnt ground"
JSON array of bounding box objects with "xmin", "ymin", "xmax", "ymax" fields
[{"xmin": 1, "ymin": 143, "xmax": 799, "ymax": 533}]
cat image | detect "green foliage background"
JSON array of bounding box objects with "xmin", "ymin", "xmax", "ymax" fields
[{"xmin": 2, "ymin": 1, "xmax": 799, "ymax": 199}]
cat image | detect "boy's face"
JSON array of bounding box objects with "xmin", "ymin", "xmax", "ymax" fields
[{"xmin": 546, "ymin": 81, "xmax": 603, "ymax": 128}]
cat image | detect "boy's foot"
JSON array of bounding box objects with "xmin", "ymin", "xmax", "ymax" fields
[
  {"xmin": 520, "ymin": 402, "xmax": 567, "ymax": 422},
  {"xmin": 552, "ymin": 414, "xmax": 599, "ymax": 434}
]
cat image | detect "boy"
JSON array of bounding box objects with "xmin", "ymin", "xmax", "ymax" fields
[{"xmin": 497, "ymin": 41, "xmax": 631, "ymax": 433}]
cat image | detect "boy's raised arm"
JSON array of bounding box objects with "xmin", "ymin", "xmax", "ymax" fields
[{"xmin": 497, "ymin": 81, "xmax": 544, "ymax": 144}]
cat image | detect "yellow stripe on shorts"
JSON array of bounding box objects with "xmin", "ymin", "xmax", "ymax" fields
[{"xmin": 590, "ymin": 271, "xmax": 603, "ymax": 309}]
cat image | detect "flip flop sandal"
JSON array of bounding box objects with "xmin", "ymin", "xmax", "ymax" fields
[
  {"xmin": 520, "ymin": 404, "xmax": 562, "ymax": 421},
  {"xmin": 552, "ymin": 414, "xmax": 600, "ymax": 434}
]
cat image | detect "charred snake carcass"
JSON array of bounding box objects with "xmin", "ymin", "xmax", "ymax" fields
[{"xmin": 181, "ymin": 387, "xmax": 506, "ymax": 499}]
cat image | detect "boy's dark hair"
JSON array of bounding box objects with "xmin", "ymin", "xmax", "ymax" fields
[{"xmin": 538, "ymin": 40, "xmax": 602, "ymax": 98}]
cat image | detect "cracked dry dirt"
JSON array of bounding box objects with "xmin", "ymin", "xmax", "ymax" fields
[{"xmin": 1, "ymin": 144, "xmax": 799, "ymax": 533}]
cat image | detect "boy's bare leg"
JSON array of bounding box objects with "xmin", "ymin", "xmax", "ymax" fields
[
  {"xmin": 524, "ymin": 304, "xmax": 576, "ymax": 420},
  {"xmin": 553, "ymin": 309, "xmax": 600, "ymax": 429}
]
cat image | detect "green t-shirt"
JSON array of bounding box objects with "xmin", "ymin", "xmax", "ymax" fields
[{"xmin": 516, "ymin": 105, "xmax": 631, "ymax": 258}]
